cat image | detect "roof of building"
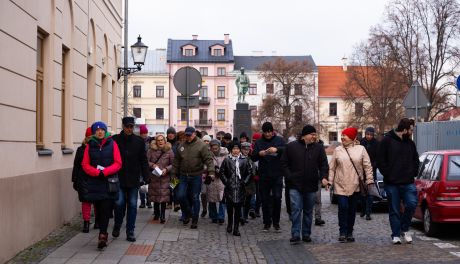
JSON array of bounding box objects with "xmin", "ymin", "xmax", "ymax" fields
[
  {"xmin": 167, "ymin": 39, "xmax": 234, "ymax": 63},
  {"xmin": 126, "ymin": 49, "xmax": 168, "ymax": 74},
  {"xmin": 436, "ymin": 107, "xmax": 460, "ymax": 121},
  {"xmin": 318, "ymin": 66, "xmax": 347, "ymax": 97},
  {"xmin": 234, "ymin": 56, "xmax": 317, "ymax": 71}
]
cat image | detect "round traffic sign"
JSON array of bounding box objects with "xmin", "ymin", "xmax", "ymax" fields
[
  {"xmin": 456, "ymin": 75, "xmax": 460, "ymax": 91},
  {"xmin": 173, "ymin": 66, "xmax": 202, "ymax": 96}
]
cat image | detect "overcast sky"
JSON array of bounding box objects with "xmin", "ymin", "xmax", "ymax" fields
[{"xmin": 127, "ymin": 0, "xmax": 390, "ymax": 65}]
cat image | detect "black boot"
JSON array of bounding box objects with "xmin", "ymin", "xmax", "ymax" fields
[
  {"xmin": 160, "ymin": 203, "xmax": 166, "ymax": 224},
  {"xmin": 226, "ymin": 219, "xmax": 233, "ymax": 233},
  {"xmin": 82, "ymin": 221, "xmax": 90, "ymax": 233},
  {"xmin": 233, "ymin": 219, "xmax": 240, "ymax": 236}
]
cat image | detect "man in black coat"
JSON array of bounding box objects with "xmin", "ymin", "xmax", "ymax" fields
[
  {"xmin": 281, "ymin": 125, "xmax": 328, "ymax": 244},
  {"xmin": 252, "ymin": 122, "xmax": 286, "ymax": 232},
  {"xmin": 112, "ymin": 117, "xmax": 151, "ymax": 242},
  {"xmin": 359, "ymin": 127, "xmax": 379, "ymax": 220},
  {"xmin": 377, "ymin": 118, "xmax": 419, "ymax": 244}
]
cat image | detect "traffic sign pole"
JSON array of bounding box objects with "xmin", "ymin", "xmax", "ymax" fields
[{"xmin": 186, "ymin": 68, "xmax": 189, "ymax": 127}]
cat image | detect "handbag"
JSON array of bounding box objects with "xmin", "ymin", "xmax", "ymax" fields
[
  {"xmin": 344, "ymin": 148, "xmax": 382, "ymax": 199},
  {"xmin": 107, "ymin": 174, "xmax": 120, "ymax": 193}
]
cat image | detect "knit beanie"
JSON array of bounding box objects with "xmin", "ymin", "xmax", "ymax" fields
[
  {"xmin": 166, "ymin": 127, "xmax": 176, "ymax": 135},
  {"xmin": 228, "ymin": 140, "xmax": 241, "ymax": 151},
  {"xmin": 365, "ymin": 127, "xmax": 375, "ymax": 134},
  {"xmin": 91, "ymin": 121, "xmax": 107, "ymax": 134},
  {"xmin": 252, "ymin": 132, "xmax": 262, "ymax": 141},
  {"xmin": 139, "ymin": 125, "xmax": 148, "ymax": 135},
  {"xmin": 202, "ymin": 135, "xmax": 212, "ymax": 142},
  {"xmin": 85, "ymin": 127, "xmax": 92, "ymax": 137},
  {"xmin": 342, "ymin": 127, "xmax": 358, "ymax": 140},
  {"xmin": 301, "ymin": 125, "xmax": 316, "ymax": 136},
  {"xmin": 262, "ymin": 122, "xmax": 274, "ymax": 132},
  {"xmin": 209, "ymin": 139, "xmax": 221, "ymax": 147}
]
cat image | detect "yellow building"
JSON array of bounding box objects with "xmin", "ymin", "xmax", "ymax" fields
[{"xmin": 0, "ymin": 0, "xmax": 122, "ymax": 261}]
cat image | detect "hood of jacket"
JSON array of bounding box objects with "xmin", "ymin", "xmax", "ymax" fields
[{"xmin": 150, "ymin": 141, "xmax": 172, "ymax": 152}]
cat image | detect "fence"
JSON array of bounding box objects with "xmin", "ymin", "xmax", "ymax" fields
[{"xmin": 416, "ymin": 120, "xmax": 460, "ymax": 154}]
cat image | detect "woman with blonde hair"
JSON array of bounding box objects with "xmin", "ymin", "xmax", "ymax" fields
[
  {"xmin": 147, "ymin": 134, "xmax": 174, "ymax": 223},
  {"xmin": 324, "ymin": 127, "xmax": 374, "ymax": 243}
]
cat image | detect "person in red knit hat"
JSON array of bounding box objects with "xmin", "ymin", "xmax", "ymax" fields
[{"xmin": 323, "ymin": 127, "xmax": 374, "ymax": 243}]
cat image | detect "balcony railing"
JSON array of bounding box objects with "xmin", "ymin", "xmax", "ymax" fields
[
  {"xmin": 199, "ymin": 97, "xmax": 210, "ymax": 105},
  {"xmin": 194, "ymin": 119, "xmax": 213, "ymax": 127}
]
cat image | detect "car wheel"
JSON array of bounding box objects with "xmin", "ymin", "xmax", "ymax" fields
[
  {"xmin": 423, "ymin": 207, "xmax": 438, "ymax": 237},
  {"xmin": 330, "ymin": 187, "xmax": 338, "ymax": 204}
]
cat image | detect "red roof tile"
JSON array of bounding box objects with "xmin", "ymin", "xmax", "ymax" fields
[{"xmin": 318, "ymin": 66, "xmax": 347, "ymax": 97}]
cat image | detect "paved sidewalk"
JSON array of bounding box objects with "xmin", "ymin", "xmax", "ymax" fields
[{"xmin": 38, "ymin": 190, "xmax": 460, "ymax": 264}]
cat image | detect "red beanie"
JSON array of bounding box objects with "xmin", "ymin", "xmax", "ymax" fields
[
  {"xmin": 139, "ymin": 125, "xmax": 148, "ymax": 135},
  {"xmin": 85, "ymin": 127, "xmax": 92, "ymax": 137},
  {"xmin": 252, "ymin": 132, "xmax": 262, "ymax": 141},
  {"xmin": 342, "ymin": 127, "xmax": 358, "ymax": 140}
]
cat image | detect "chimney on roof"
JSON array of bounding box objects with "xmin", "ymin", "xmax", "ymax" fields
[
  {"xmin": 341, "ymin": 56, "xmax": 348, "ymax": 71},
  {"xmin": 192, "ymin": 34, "xmax": 198, "ymax": 40},
  {"xmin": 224, "ymin": 34, "xmax": 230, "ymax": 45}
]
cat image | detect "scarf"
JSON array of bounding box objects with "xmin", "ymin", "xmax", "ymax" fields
[{"xmin": 229, "ymin": 154, "xmax": 241, "ymax": 179}]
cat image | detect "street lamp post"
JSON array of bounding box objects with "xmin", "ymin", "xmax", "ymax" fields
[
  {"xmin": 118, "ymin": 35, "xmax": 148, "ymax": 117},
  {"xmin": 334, "ymin": 116, "xmax": 339, "ymax": 141}
]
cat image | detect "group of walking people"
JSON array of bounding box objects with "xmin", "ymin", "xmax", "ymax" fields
[{"xmin": 72, "ymin": 116, "xmax": 419, "ymax": 250}]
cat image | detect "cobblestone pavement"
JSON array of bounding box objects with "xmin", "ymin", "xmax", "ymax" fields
[{"xmin": 37, "ymin": 190, "xmax": 460, "ymax": 264}]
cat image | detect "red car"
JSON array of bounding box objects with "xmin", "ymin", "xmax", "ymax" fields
[{"xmin": 414, "ymin": 150, "xmax": 460, "ymax": 236}]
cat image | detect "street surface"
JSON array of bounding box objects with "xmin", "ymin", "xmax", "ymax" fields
[{"xmin": 38, "ymin": 190, "xmax": 460, "ymax": 264}]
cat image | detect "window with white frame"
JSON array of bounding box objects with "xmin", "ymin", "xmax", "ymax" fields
[{"xmin": 217, "ymin": 109, "xmax": 225, "ymax": 121}]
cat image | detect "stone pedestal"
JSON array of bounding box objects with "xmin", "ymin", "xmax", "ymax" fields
[{"xmin": 233, "ymin": 103, "xmax": 252, "ymax": 140}]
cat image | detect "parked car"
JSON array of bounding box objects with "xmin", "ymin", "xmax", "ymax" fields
[
  {"xmin": 330, "ymin": 169, "xmax": 387, "ymax": 205},
  {"xmin": 414, "ymin": 150, "xmax": 460, "ymax": 236}
]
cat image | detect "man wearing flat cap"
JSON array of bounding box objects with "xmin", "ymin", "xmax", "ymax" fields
[
  {"xmin": 171, "ymin": 126, "xmax": 214, "ymax": 229},
  {"xmin": 112, "ymin": 117, "xmax": 151, "ymax": 242},
  {"xmin": 281, "ymin": 125, "xmax": 329, "ymax": 244}
]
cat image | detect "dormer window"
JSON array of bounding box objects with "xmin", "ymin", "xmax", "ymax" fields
[
  {"xmin": 181, "ymin": 44, "xmax": 197, "ymax": 56},
  {"xmin": 210, "ymin": 44, "xmax": 225, "ymax": 57}
]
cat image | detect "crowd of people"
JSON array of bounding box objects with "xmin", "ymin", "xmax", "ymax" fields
[{"xmin": 71, "ymin": 117, "xmax": 419, "ymax": 250}]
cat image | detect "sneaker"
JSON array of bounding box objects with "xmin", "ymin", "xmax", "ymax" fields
[
  {"xmin": 273, "ymin": 224, "xmax": 281, "ymax": 232},
  {"xmin": 290, "ymin": 237, "xmax": 301, "ymax": 245},
  {"xmin": 392, "ymin": 236, "xmax": 402, "ymax": 245},
  {"xmin": 183, "ymin": 217, "xmax": 191, "ymax": 225},
  {"xmin": 263, "ymin": 224, "xmax": 270, "ymax": 232},
  {"xmin": 315, "ymin": 219, "xmax": 325, "ymax": 226},
  {"xmin": 366, "ymin": 215, "xmax": 372, "ymax": 221},
  {"xmin": 346, "ymin": 234, "xmax": 355, "ymax": 242},
  {"xmin": 147, "ymin": 204, "xmax": 153, "ymax": 209},
  {"xmin": 173, "ymin": 206, "xmax": 181, "ymax": 212},
  {"xmin": 126, "ymin": 232, "xmax": 136, "ymax": 242},
  {"xmin": 139, "ymin": 203, "xmax": 146, "ymax": 209},
  {"xmin": 302, "ymin": 236, "xmax": 312, "ymax": 243},
  {"xmin": 191, "ymin": 219, "xmax": 198, "ymax": 229},
  {"xmin": 112, "ymin": 227, "xmax": 120, "ymax": 238},
  {"xmin": 401, "ymin": 232, "xmax": 413, "ymax": 244},
  {"xmin": 338, "ymin": 234, "xmax": 346, "ymax": 243}
]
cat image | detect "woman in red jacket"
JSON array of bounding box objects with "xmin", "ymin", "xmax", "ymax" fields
[{"xmin": 82, "ymin": 121, "xmax": 122, "ymax": 249}]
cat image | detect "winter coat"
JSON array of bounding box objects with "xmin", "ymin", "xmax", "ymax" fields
[
  {"xmin": 147, "ymin": 142, "xmax": 174, "ymax": 203},
  {"xmin": 220, "ymin": 154, "xmax": 252, "ymax": 203},
  {"xmin": 251, "ymin": 134, "xmax": 286, "ymax": 181},
  {"xmin": 171, "ymin": 136, "xmax": 215, "ymax": 177},
  {"xmin": 207, "ymin": 147, "xmax": 228, "ymax": 203},
  {"xmin": 360, "ymin": 137, "xmax": 379, "ymax": 175},
  {"xmin": 244, "ymin": 157, "xmax": 257, "ymax": 196},
  {"xmin": 72, "ymin": 144, "xmax": 87, "ymax": 202},
  {"xmin": 281, "ymin": 140, "xmax": 329, "ymax": 193},
  {"xmin": 328, "ymin": 143, "xmax": 374, "ymax": 196},
  {"xmin": 377, "ymin": 129, "xmax": 419, "ymax": 185},
  {"xmin": 112, "ymin": 131, "xmax": 151, "ymax": 188},
  {"xmin": 81, "ymin": 136, "xmax": 122, "ymax": 201}
]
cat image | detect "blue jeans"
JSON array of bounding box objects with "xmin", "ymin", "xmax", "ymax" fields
[
  {"xmin": 360, "ymin": 194, "xmax": 373, "ymax": 216},
  {"xmin": 384, "ymin": 183, "xmax": 417, "ymax": 238},
  {"xmin": 337, "ymin": 193, "xmax": 358, "ymax": 236},
  {"xmin": 289, "ymin": 189, "xmax": 316, "ymax": 238},
  {"xmin": 209, "ymin": 202, "xmax": 226, "ymax": 220},
  {"xmin": 114, "ymin": 187, "xmax": 139, "ymax": 233},
  {"xmin": 176, "ymin": 175, "xmax": 202, "ymax": 220}
]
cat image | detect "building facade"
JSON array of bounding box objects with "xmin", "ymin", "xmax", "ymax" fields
[
  {"xmin": 127, "ymin": 49, "xmax": 170, "ymax": 135},
  {"xmin": 167, "ymin": 35, "xmax": 235, "ymax": 137},
  {"xmin": 233, "ymin": 56, "xmax": 318, "ymax": 135},
  {"xmin": 0, "ymin": 0, "xmax": 122, "ymax": 261}
]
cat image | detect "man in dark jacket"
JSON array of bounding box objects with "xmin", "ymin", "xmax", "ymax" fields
[
  {"xmin": 252, "ymin": 122, "xmax": 286, "ymax": 232},
  {"xmin": 281, "ymin": 125, "xmax": 328, "ymax": 244},
  {"xmin": 112, "ymin": 117, "xmax": 151, "ymax": 242},
  {"xmin": 171, "ymin": 126, "xmax": 215, "ymax": 229},
  {"xmin": 377, "ymin": 118, "xmax": 419, "ymax": 245},
  {"xmin": 359, "ymin": 127, "xmax": 379, "ymax": 220}
]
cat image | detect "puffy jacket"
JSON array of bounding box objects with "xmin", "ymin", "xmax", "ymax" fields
[
  {"xmin": 147, "ymin": 142, "xmax": 174, "ymax": 203},
  {"xmin": 281, "ymin": 140, "xmax": 329, "ymax": 193},
  {"xmin": 328, "ymin": 143, "xmax": 374, "ymax": 196},
  {"xmin": 171, "ymin": 136, "xmax": 214, "ymax": 177},
  {"xmin": 81, "ymin": 136, "xmax": 122, "ymax": 201},
  {"xmin": 112, "ymin": 131, "xmax": 151, "ymax": 188},
  {"xmin": 207, "ymin": 147, "xmax": 228, "ymax": 203},
  {"xmin": 377, "ymin": 129, "xmax": 419, "ymax": 185},
  {"xmin": 251, "ymin": 134, "xmax": 286, "ymax": 181},
  {"xmin": 360, "ymin": 137, "xmax": 379, "ymax": 174},
  {"xmin": 219, "ymin": 154, "xmax": 252, "ymax": 203}
]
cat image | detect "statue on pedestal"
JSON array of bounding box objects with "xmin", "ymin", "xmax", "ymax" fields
[{"xmin": 235, "ymin": 67, "xmax": 250, "ymax": 103}]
